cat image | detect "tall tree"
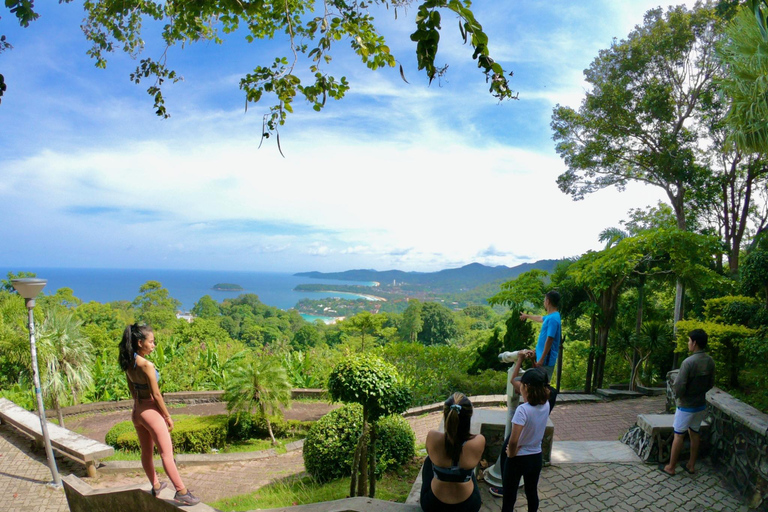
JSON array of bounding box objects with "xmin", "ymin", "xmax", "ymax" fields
[
  {"xmin": 341, "ymin": 311, "xmax": 385, "ymax": 351},
  {"xmin": 568, "ymin": 229, "xmax": 721, "ymax": 390},
  {"xmin": 417, "ymin": 301, "xmax": 457, "ymax": 345},
  {"xmin": 132, "ymin": 281, "xmax": 181, "ymax": 331},
  {"xmin": 718, "ymin": 4, "xmax": 768, "ymax": 153},
  {"xmin": 551, "ymin": 4, "xmax": 722, "ymax": 333},
  {"xmin": 1, "ymin": 0, "xmax": 516, "ymax": 136},
  {"xmin": 400, "ymin": 299, "xmax": 423, "ymax": 342}
]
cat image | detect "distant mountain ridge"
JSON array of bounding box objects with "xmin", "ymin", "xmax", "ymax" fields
[{"xmin": 294, "ymin": 260, "xmax": 560, "ymax": 293}]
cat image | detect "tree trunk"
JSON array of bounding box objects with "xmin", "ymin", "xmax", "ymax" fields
[
  {"xmin": 368, "ymin": 423, "xmax": 377, "ymax": 498},
  {"xmin": 266, "ymin": 418, "xmax": 277, "ymax": 446},
  {"xmin": 350, "ymin": 434, "xmax": 363, "ymax": 497},
  {"xmin": 358, "ymin": 408, "xmax": 369, "ymax": 497},
  {"xmin": 594, "ymin": 323, "xmax": 610, "ymax": 390},
  {"xmin": 631, "ymin": 277, "xmax": 646, "ymax": 391},
  {"xmin": 585, "ymin": 316, "xmax": 596, "ymax": 393},
  {"xmin": 55, "ymin": 397, "xmax": 65, "ymax": 428},
  {"xmin": 672, "ymin": 281, "xmax": 685, "ymax": 368}
]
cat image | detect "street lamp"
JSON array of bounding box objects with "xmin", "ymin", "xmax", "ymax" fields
[{"xmin": 11, "ymin": 278, "xmax": 61, "ymax": 487}]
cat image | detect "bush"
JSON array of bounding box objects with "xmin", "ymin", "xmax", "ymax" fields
[
  {"xmin": 375, "ymin": 415, "xmax": 416, "ymax": 475},
  {"xmin": 107, "ymin": 414, "xmax": 227, "ymax": 453},
  {"xmin": 105, "ymin": 420, "xmax": 136, "ymax": 447},
  {"xmin": 303, "ymin": 404, "xmax": 416, "ymax": 482},
  {"xmin": 446, "ymin": 368, "xmax": 508, "ymax": 397},
  {"xmin": 226, "ymin": 411, "xmax": 314, "ymax": 441},
  {"xmin": 675, "ymin": 320, "xmax": 756, "ymax": 389},
  {"xmin": 704, "ymin": 296, "xmax": 768, "ymax": 328}
]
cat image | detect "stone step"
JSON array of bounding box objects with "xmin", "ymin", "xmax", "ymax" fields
[{"xmin": 595, "ymin": 388, "xmax": 644, "ymax": 400}]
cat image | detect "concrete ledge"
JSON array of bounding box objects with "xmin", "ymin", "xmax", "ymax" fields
[
  {"xmin": 708, "ymin": 388, "xmax": 768, "ymax": 435},
  {"xmin": 637, "ymin": 414, "xmax": 710, "ymax": 436},
  {"xmin": 62, "ymin": 474, "xmax": 214, "ymax": 511},
  {"xmin": 636, "ymin": 386, "xmax": 666, "ymax": 396},
  {"xmin": 595, "ymin": 388, "xmax": 644, "ymax": 400},
  {"xmin": 63, "ymin": 474, "xmax": 420, "ymax": 512}
]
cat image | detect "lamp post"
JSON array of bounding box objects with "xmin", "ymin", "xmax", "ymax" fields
[{"xmin": 11, "ymin": 278, "xmax": 61, "ymax": 487}]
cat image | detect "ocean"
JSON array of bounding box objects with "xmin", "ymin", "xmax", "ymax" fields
[{"xmin": 0, "ymin": 267, "xmax": 374, "ymax": 320}]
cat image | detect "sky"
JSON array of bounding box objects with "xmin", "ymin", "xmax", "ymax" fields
[{"xmin": 0, "ymin": 1, "xmax": 699, "ymax": 273}]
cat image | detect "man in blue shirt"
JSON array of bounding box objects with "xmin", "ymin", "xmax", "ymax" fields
[{"xmin": 520, "ymin": 290, "xmax": 561, "ymax": 381}]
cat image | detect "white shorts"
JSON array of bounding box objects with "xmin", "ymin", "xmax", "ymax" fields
[{"xmin": 673, "ymin": 407, "xmax": 706, "ymax": 435}]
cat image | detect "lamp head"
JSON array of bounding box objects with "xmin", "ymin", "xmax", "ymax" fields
[{"xmin": 11, "ymin": 278, "xmax": 47, "ymax": 307}]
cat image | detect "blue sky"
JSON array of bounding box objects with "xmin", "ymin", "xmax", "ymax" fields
[{"xmin": 0, "ymin": 1, "xmax": 695, "ymax": 273}]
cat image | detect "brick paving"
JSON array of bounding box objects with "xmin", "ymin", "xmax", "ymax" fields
[
  {"xmin": 0, "ymin": 396, "xmax": 750, "ymax": 511},
  {"xmin": 477, "ymin": 461, "xmax": 749, "ymax": 511},
  {"xmin": 0, "ymin": 424, "xmax": 84, "ymax": 512}
]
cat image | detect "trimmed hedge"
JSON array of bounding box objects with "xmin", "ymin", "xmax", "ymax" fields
[
  {"xmin": 105, "ymin": 420, "xmax": 135, "ymax": 447},
  {"xmin": 303, "ymin": 404, "xmax": 416, "ymax": 482},
  {"xmin": 107, "ymin": 414, "xmax": 227, "ymax": 453},
  {"xmin": 675, "ymin": 320, "xmax": 756, "ymax": 388},
  {"xmin": 107, "ymin": 413, "xmax": 314, "ymax": 453},
  {"xmin": 704, "ymin": 296, "xmax": 768, "ymax": 328}
]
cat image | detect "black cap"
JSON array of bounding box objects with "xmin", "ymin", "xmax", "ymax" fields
[{"xmin": 520, "ymin": 367, "xmax": 548, "ymax": 386}]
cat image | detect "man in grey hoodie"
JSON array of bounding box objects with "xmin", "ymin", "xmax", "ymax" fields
[{"xmin": 661, "ymin": 329, "xmax": 715, "ymax": 476}]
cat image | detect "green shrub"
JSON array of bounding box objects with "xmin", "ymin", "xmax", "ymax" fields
[
  {"xmin": 105, "ymin": 420, "xmax": 136, "ymax": 447},
  {"xmin": 303, "ymin": 404, "xmax": 416, "ymax": 482},
  {"xmin": 675, "ymin": 320, "xmax": 756, "ymax": 389},
  {"xmin": 375, "ymin": 415, "xmax": 416, "ymax": 475},
  {"xmin": 704, "ymin": 296, "xmax": 768, "ymax": 328},
  {"xmin": 446, "ymin": 368, "xmax": 508, "ymax": 397},
  {"xmin": 226, "ymin": 412, "xmax": 255, "ymax": 441},
  {"xmin": 107, "ymin": 414, "xmax": 227, "ymax": 453}
]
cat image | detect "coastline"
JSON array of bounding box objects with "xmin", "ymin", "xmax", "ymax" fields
[{"xmin": 316, "ymin": 290, "xmax": 387, "ymax": 302}]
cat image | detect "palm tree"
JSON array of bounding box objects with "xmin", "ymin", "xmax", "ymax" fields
[
  {"xmin": 39, "ymin": 309, "xmax": 94, "ymax": 427},
  {"xmin": 222, "ymin": 351, "xmax": 291, "ymax": 445}
]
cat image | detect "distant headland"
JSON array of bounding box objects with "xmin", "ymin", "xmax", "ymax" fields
[{"xmin": 212, "ymin": 283, "xmax": 244, "ymax": 291}]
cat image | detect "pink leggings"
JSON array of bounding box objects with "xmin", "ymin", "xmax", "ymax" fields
[{"xmin": 132, "ymin": 398, "xmax": 185, "ymax": 492}]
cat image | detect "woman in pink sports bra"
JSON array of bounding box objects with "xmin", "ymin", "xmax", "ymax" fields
[{"xmin": 118, "ymin": 324, "xmax": 200, "ymax": 506}]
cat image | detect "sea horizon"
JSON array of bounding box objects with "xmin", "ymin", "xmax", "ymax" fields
[{"xmin": 0, "ymin": 267, "xmax": 375, "ymax": 320}]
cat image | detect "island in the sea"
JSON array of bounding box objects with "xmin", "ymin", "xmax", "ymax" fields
[{"xmin": 212, "ymin": 283, "xmax": 244, "ymax": 291}]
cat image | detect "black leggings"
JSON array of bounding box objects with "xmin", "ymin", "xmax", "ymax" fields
[
  {"xmin": 420, "ymin": 456, "xmax": 481, "ymax": 512},
  {"xmin": 502, "ymin": 450, "xmax": 542, "ymax": 512}
]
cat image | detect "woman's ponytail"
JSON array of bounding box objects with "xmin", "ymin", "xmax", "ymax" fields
[
  {"xmin": 118, "ymin": 325, "xmax": 134, "ymax": 371},
  {"xmin": 443, "ymin": 392, "xmax": 474, "ymax": 464}
]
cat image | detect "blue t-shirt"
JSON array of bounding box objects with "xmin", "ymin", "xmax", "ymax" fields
[{"xmin": 536, "ymin": 312, "xmax": 561, "ymax": 367}]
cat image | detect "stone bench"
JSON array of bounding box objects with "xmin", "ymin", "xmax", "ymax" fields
[
  {"xmin": 621, "ymin": 413, "xmax": 709, "ymax": 464},
  {"xmin": 472, "ymin": 409, "xmax": 554, "ymax": 466},
  {"xmin": 0, "ymin": 398, "xmax": 114, "ymax": 477}
]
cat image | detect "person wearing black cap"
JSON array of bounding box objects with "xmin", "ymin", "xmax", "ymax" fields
[{"xmin": 496, "ymin": 351, "xmax": 556, "ymax": 512}]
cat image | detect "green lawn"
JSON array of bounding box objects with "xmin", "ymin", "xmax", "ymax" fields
[{"xmin": 210, "ymin": 457, "xmax": 423, "ymax": 511}]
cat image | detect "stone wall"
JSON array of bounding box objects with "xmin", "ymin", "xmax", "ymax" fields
[
  {"xmin": 51, "ymin": 389, "xmax": 327, "ymax": 417},
  {"xmin": 666, "ymin": 371, "xmax": 768, "ymax": 510}
]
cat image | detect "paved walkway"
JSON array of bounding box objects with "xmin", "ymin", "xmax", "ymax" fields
[
  {"xmin": 476, "ymin": 460, "xmax": 748, "ymax": 511},
  {"xmin": 0, "ymin": 396, "xmax": 750, "ymax": 511},
  {"xmin": 0, "ymin": 423, "xmax": 84, "ymax": 512}
]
